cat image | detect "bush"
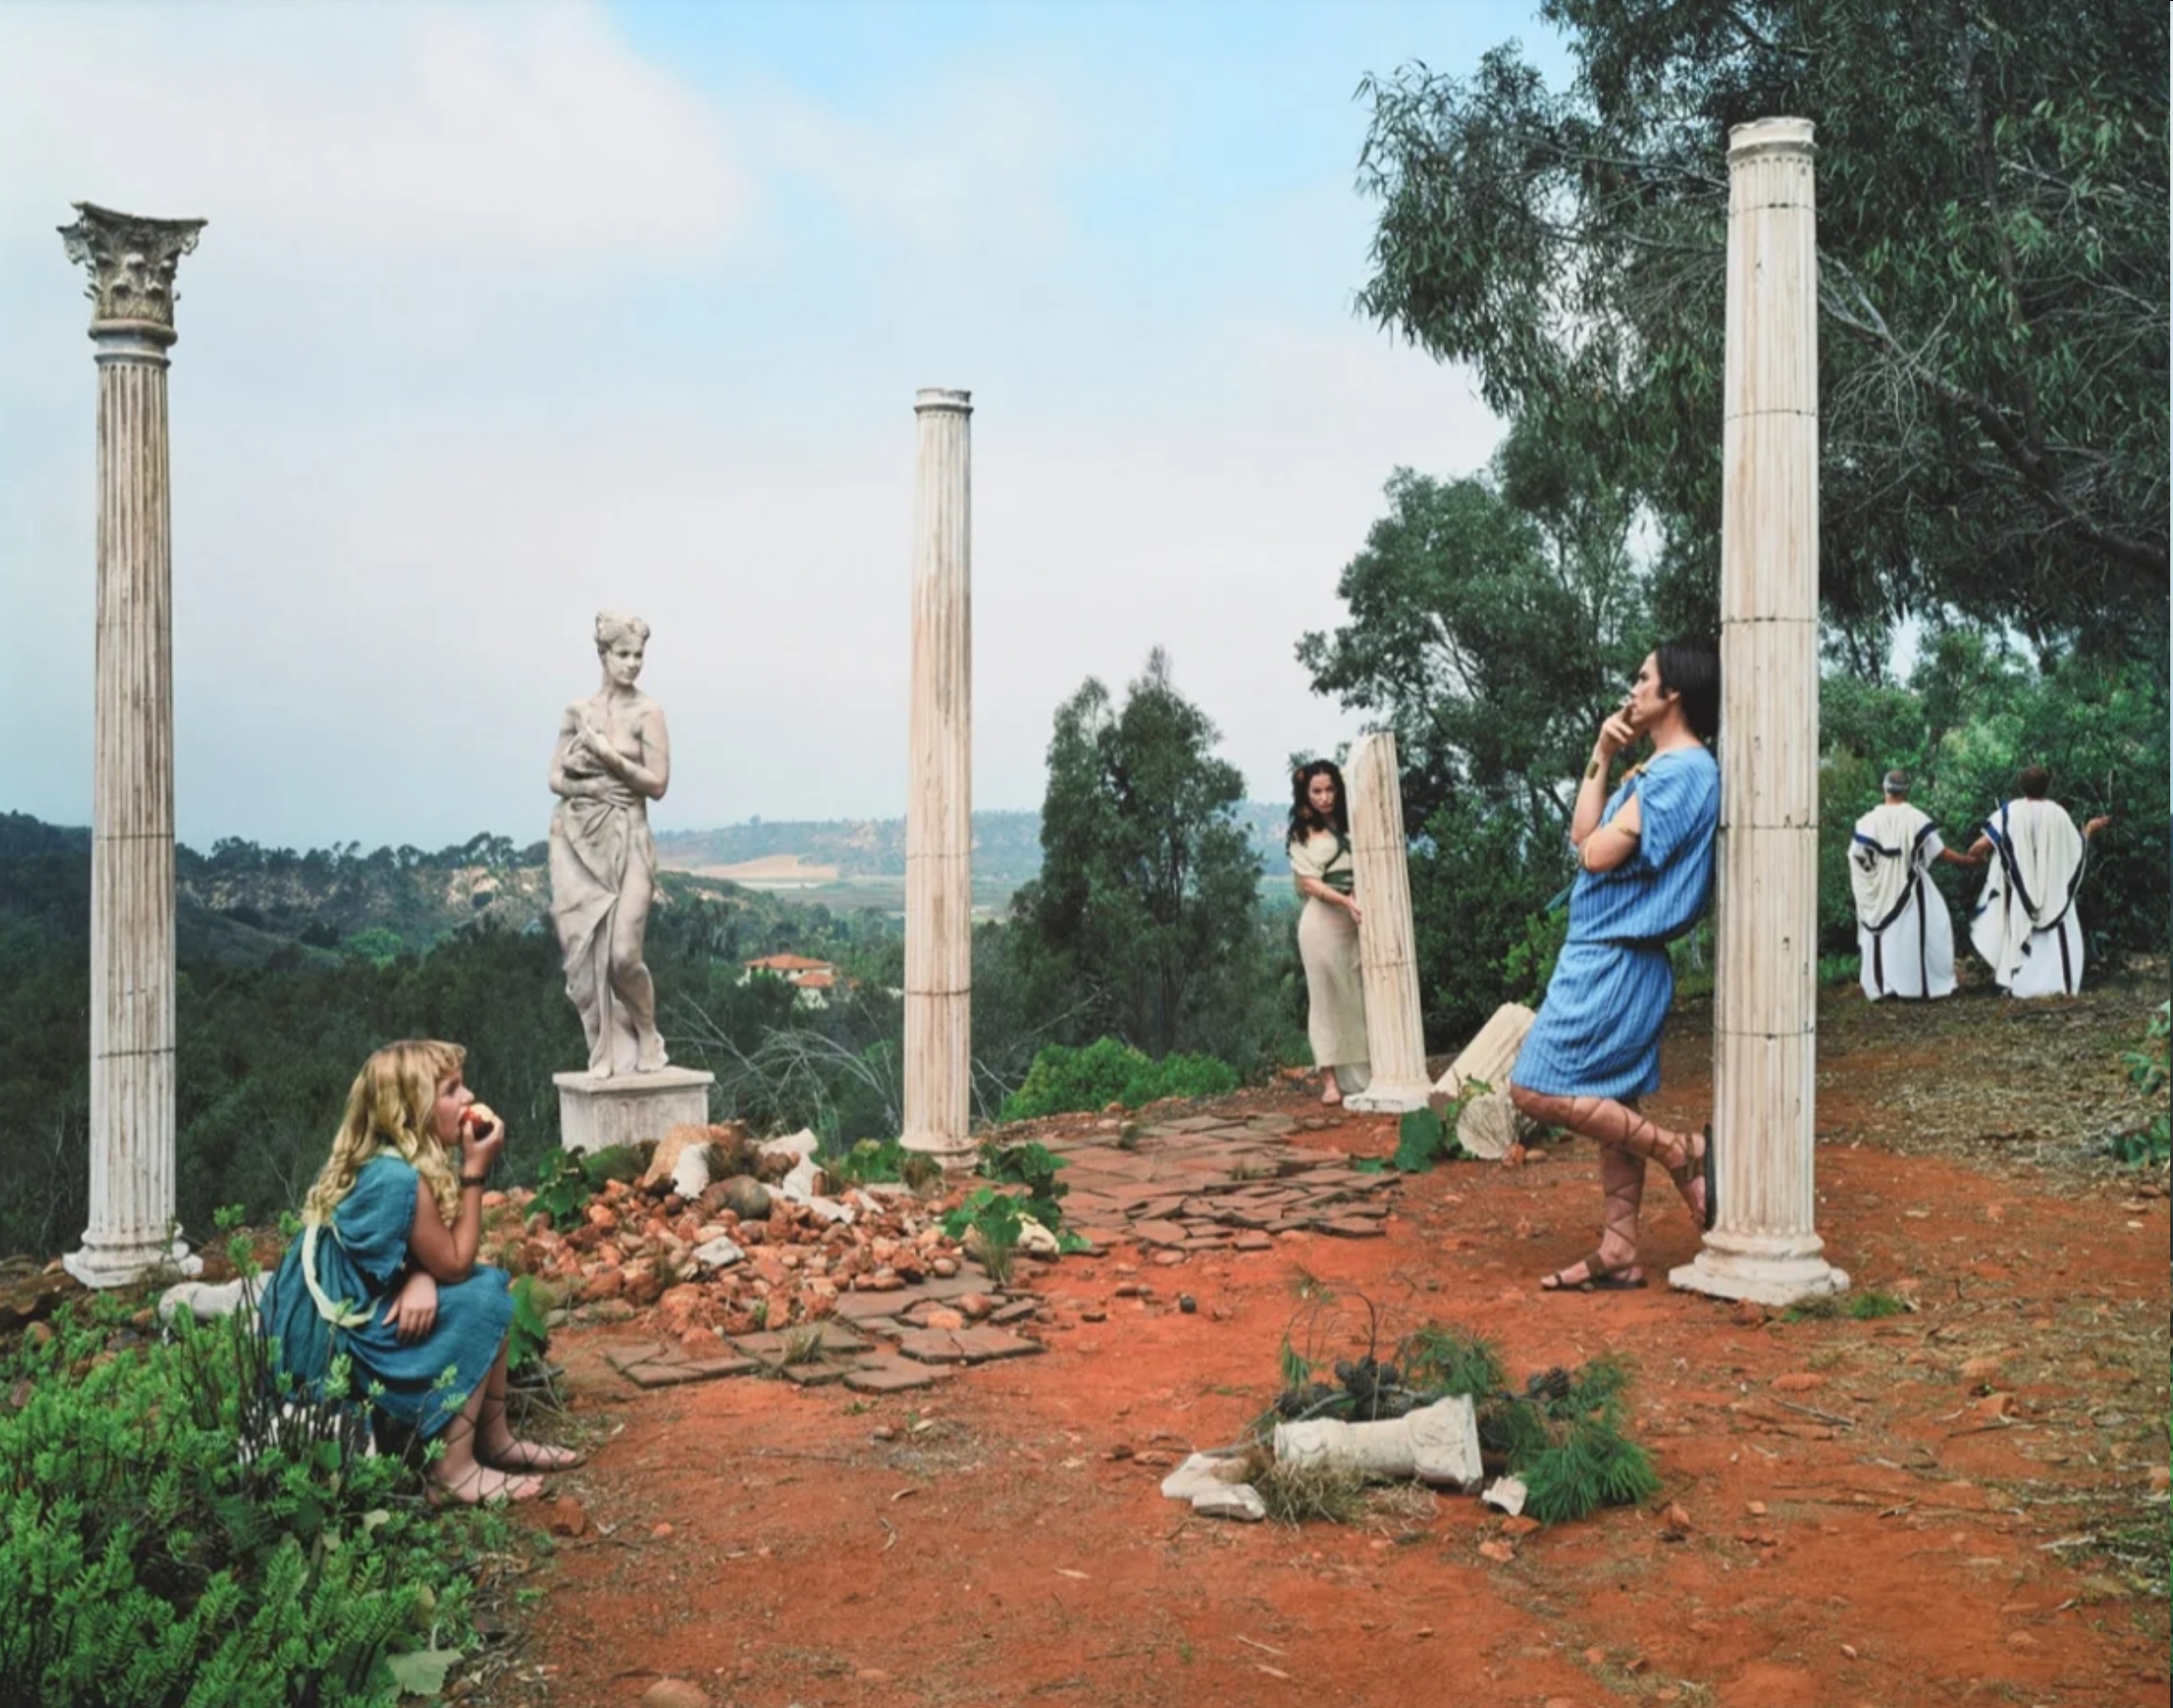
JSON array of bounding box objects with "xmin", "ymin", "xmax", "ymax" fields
[
  {"xmin": 997, "ymin": 1037, "xmax": 1240, "ymax": 1122},
  {"xmin": 0, "ymin": 1302, "xmax": 501, "ymax": 1706}
]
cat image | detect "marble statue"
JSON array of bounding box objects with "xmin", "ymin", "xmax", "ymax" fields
[{"xmin": 550, "ymin": 610, "xmax": 672, "ymax": 1077}]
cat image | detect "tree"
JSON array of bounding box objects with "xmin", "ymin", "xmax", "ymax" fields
[
  {"xmin": 1010, "ymin": 651, "xmax": 1264, "ymax": 1060},
  {"xmin": 1298, "ymin": 415, "xmax": 1653, "ymax": 835},
  {"xmin": 1355, "ymin": 0, "xmax": 2167, "ymax": 652}
]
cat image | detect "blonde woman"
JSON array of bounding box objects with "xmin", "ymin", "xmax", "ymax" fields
[
  {"xmin": 1288, "ymin": 761, "xmax": 1369, "ymax": 1105},
  {"xmin": 259, "ymin": 1040, "xmax": 579, "ymax": 1503}
]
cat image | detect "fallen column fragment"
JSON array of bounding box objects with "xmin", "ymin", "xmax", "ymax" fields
[{"xmin": 1272, "ymin": 1394, "xmax": 1483, "ymax": 1492}]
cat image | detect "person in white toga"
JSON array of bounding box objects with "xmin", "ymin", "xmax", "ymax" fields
[
  {"xmin": 1966, "ymin": 765, "xmax": 2112, "ymax": 998},
  {"xmin": 1850, "ymin": 770, "xmax": 1982, "ymax": 1002}
]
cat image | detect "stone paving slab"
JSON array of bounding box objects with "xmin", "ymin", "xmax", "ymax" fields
[
  {"xmin": 843, "ymin": 1353, "xmax": 952, "ymax": 1392},
  {"xmin": 897, "ymin": 1325, "xmax": 1044, "ymax": 1365},
  {"xmin": 605, "ymin": 1343, "xmax": 764, "ymax": 1388}
]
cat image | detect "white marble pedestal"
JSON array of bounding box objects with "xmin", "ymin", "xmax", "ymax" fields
[{"xmin": 555, "ymin": 1065, "xmax": 715, "ymax": 1155}]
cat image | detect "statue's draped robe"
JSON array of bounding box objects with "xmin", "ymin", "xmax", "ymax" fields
[{"xmin": 550, "ymin": 757, "xmax": 654, "ymax": 1070}]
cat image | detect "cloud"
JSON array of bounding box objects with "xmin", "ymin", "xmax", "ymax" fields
[{"xmin": 0, "ymin": 2, "xmax": 752, "ymax": 264}]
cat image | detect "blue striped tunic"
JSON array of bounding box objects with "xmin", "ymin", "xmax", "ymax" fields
[{"xmin": 1513, "ymin": 746, "xmax": 1721, "ymax": 1099}]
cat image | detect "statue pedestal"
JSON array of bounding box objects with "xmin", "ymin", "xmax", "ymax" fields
[{"xmin": 554, "ymin": 1065, "xmax": 714, "ymax": 1155}]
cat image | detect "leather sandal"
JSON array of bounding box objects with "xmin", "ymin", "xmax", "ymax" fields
[{"xmin": 1539, "ymin": 1250, "xmax": 1648, "ymax": 1292}]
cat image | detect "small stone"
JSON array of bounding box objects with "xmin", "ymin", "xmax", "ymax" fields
[
  {"xmin": 1746, "ymin": 1501, "xmax": 1767, "ymax": 1516},
  {"xmin": 640, "ymin": 1682, "xmax": 712, "ymax": 1708},
  {"xmin": 1079, "ymin": 1308, "xmax": 1107, "ymax": 1323},
  {"xmin": 854, "ymin": 1670, "xmax": 892, "ymax": 1684},
  {"xmin": 1584, "ymin": 1646, "xmax": 1608, "ymax": 1666},
  {"xmin": 1477, "ymin": 1539, "xmax": 1516, "ymax": 1563},
  {"xmin": 1959, "ymin": 1355, "xmax": 2004, "ymax": 1383},
  {"xmin": 931, "ymin": 1256, "xmax": 959, "ymax": 1278},
  {"xmin": 543, "ymin": 1496, "xmax": 588, "ymax": 1538},
  {"xmin": 955, "ymin": 1292, "xmax": 994, "ymax": 1321},
  {"xmin": 2148, "ymin": 1466, "xmax": 2170, "ymax": 1494},
  {"xmin": 1731, "ymin": 1300, "xmax": 1768, "ymax": 1328},
  {"xmin": 1974, "ymin": 1392, "xmax": 2012, "ymax": 1420},
  {"xmin": 1177, "ymin": 1294, "xmax": 1197, "ymax": 1314},
  {"xmin": 923, "ymin": 1307, "xmax": 966, "ymax": 1331},
  {"xmin": 1771, "ymin": 1373, "xmax": 1824, "ymax": 1392},
  {"xmin": 1499, "ymin": 1516, "xmax": 1540, "ymax": 1537},
  {"xmin": 651, "ymin": 1521, "xmax": 674, "ymax": 1539},
  {"xmin": 1151, "ymin": 1250, "xmax": 1189, "ymax": 1267}
]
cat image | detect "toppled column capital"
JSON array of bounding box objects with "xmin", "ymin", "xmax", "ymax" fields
[{"xmin": 59, "ymin": 202, "xmax": 207, "ymax": 341}]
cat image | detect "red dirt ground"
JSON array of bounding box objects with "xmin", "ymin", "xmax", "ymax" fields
[{"xmin": 501, "ymin": 972, "xmax": 2170, "ymax": 1708}]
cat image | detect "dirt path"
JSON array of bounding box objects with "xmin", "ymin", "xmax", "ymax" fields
[{"xmin": 504, "ymin": 972, "xmax": 2169, "ymax": 1708}]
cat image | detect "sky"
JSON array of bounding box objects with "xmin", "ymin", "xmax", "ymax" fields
[{"xmin": 0, "ymin": 0, "xmax": 1571, "ymax": 851}]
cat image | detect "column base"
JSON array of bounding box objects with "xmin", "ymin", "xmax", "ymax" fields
[
  {"xmin": 64, "ymin": 1233, "xmax": 201, "ymax": 1291},
  {"xmin": 1346, "ymin": 1078, "xmax": 1433, "ymax": 1115},
  {"xmin": 900, "ymin": 1130, "xmax": 980, "ymax": 1170},
  {"xmin": 1669, "ymin": 1239, "xmax": 1849, "ymax": 1307},
  {"xmin": 555, "ymin": 1065, "xmax": 715, "ymax": 1155}
]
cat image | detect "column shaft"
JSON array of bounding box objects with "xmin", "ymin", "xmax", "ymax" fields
[
  {"xmin": 902, "ymin": 389, "xmax": 975, "ymax": 1160},
  {"xmin": 1673, "ymin": 121, "xmax": 1847, "ymax": 1304},
  {"xmin": 62, "ymin": 203, "xmax": 204, "ymax": 1288},
  {"xmin": 1344, "ymin": 732, "xmax": 1432, "ymax": 1112}
]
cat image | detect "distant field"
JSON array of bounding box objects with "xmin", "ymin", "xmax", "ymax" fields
[{"xmin": 675, "ymin": 853, "xmax": 844, "ymax": 886}]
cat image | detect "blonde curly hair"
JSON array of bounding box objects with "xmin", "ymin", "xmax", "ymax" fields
[{"xmin": 301, "ymin": 1039, "xmax": 466, "ymax": 1229}]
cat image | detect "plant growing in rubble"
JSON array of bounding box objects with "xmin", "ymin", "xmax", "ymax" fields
[{"xmin": 943, "ymin": 1187, "xmax": 1024, "ymax": 1285}]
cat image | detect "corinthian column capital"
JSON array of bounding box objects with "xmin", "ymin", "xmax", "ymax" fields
[{"xmin": 59, "ymin": 202, "xmax": 207, "ymax": 345}]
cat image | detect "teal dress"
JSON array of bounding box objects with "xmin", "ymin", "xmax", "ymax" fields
[{"xmin": 260, "ymin": 1154, "xmax": 513, "ymax": 1438}]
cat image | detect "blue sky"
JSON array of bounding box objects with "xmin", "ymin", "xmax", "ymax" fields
[{"xmin": 0, "ymin": 1, "xmax": 1571, "ymax": 849}]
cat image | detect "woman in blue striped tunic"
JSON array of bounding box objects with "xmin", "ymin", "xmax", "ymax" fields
[{"xmin": 1509, "ymin": 642, "xmax": 1721, "ymax": 1291}]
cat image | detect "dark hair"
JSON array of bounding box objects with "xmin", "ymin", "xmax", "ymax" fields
[
  {"xmin": 1289, "ymin": 761, "xmax": 1349, "ymax": 844},
  {"xmin": 1653, "ymin": 637, "xmax": 1721, "ymax": 744},
  {"xmin": 2017, "ymin": 764, "xmax": 2051, "ymax": 800}
]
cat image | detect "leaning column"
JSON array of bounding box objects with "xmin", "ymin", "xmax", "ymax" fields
[
  {"xmin": 901, "ymin": 389, "xmax": 977, "ymax": 1163},
  {"xmin": 1344, "ymin": 732, "xmax": 1431, "ymax": 1113},
  {"xmin": 60, "ymin": 203, "xmax": 207, "ymax": 1288},
  {"xmin": 1673, "ymin": 121, "xmax": 1847, "ymax": 1304}
]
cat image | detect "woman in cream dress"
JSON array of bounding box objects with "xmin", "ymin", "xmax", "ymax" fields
[{"xmin": 1288, "ymin": 761, "xmax": 1368, "ymax": 1104}]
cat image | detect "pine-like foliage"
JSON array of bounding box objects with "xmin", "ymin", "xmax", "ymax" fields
[{"xmin": 0, "ymin": 1299, "xmax": 503, "ymax": 1706}]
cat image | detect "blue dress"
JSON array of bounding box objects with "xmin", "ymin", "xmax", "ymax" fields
[
  {"xmin": 260, "ymin": 1154, "xmax": 514, "ymax": 1438},
  {"xmin": 1513, "ymin": 746, "xmax": 1721, "ymax": 1099}
]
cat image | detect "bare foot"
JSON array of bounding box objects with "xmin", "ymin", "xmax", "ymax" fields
[
  {"xmin": 484, "ymin": 1439, "xmax": 584, "ymax": 1472},
  {"xmin": 1321, "ymin": 1086, "xmax": 1343, "ymax": 1107},
  {"xmin": 432, "ymin": 1464, "xmax": 545, "ymax": 1506}
]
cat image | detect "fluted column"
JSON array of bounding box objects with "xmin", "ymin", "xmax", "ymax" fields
[
  {"xmin": 1673, "ymin": 121, "xmax": 1847, "ymax": 1304},
  {"xmin": 901, "ymin": 389, "xmax": 976, "ymax": 1162},
  {"xmin": 60, "ymin": 203, "xmax": 206, "ymax": 1288},
  {"xmin": 1345, "ymin": 732, "xmax": 1431, "ymax": 1113}
]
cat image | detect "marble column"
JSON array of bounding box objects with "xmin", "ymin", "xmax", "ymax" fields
[
  {"xmin": 1673, "ymin": 121, "xmax": 1848, "ymax": 1305},
  {"xmin": 59, "ymin": 203, "xmax": 206, "ymax": 1288},
  {"xmin": 901, "ymin": 388, "xmax": 977, "ymax": 1163},
  {"xmin": 1344, "ymin": 732, "xmax": 1432, "ymax": 1113}
]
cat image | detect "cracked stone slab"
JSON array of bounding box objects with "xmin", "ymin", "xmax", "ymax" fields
[
  {"xmin": 896, "ymin": 1326, "xmax": 1045, "ymax": 1365},
  {"xmin": 609, "ymin": 1351, "xmax": 762, "ymax": 1388},
  {"xmin": 844, "ymin": 1354, "xmax": 952, "ymax": 1391},
  {"xmin": 729, "ymin": 1323, "xmax": 870, "ymax": 1359}
]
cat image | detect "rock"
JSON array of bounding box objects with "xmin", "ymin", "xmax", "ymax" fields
[
  {"xmin": 640, "ymin": 1682, "xmax": 712, "ymax": 1708},
  {"xmin": 1499, "ymin": 1515, "xmax": 1541, "ymax": 1537},
  {"xmin": 721, "ymin": 1176, "xmax": 772, "ymax": 1220},
  {"xmin": 1481, "ymin": 1474, "xmax": 1528, "ymax": 1516},
  {"xmin": 671, "ymin": 1145, "xmax": 713, "ymax": 1200},
  {"xmin": 1157, "ymin": 1452, "xmax": 1267, "ymax": 1521},
  {"xmin": 759, "ymin": 1129, "xmax": 822, "ymax": 1163},
  {"xmin": 1960, "ymin": 1355, "xmax": 2004, "ymax": 1382},
  {"xmin": 543, "ymin": 1496, "xmax": 588, "ymax": 1538},
  {"xmin": 1191, "ymin": 1483, "xmax": 1267, "ymax": 1521},
  {"xmin": 1177, "ymin": 1293, "xmax": 1197, "ymax": 1314},
  {"xmin": 1731, "ymin": 1300, "xmax": 1768, "ymax": 1328},
  {"xmin": 1771, "ymin": 1373, "xmax": 1824, "ymax": 1392},
  {"xmin": 1477, "ymin": 1539, "xmax": 1516, "ymax": 1563},
  {"xmin": 157, "ymin": 1275, "xmax": 263, "ymax": 1323},
  {"xmin": 640, "ymin": 1125, "xmax": 711, "ymax": 1191},
  {"xmin": 923, "ymin": 1307, "xmax": 966, "ymax": 1331},
  {"xmin": 691, "ymin": 1235, "xmax": 746, "ymax": 1271},
  {"xmin": 931, "ymin": 1257, "xmax": 959, "ymax": 1278},
  {"xmin": 2148, "ymin": 1466, "xmax": 2170, "ymax": 1495},
  {"xmin": 955, "ymin": 1292, "xmax": 994, "ymax": 1321}
]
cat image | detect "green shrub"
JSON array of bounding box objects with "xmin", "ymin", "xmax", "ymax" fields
[
  {"xmin": 0, "ymin": 1302, "xmax": 501, "ymax": 1706},
  {"xmin": 1500, "ymin": 905, "xmax": 1568, "ymax": 1008},
  {"xmin": 2113, "ymin": 1000, "xmax": 2171, "ymax": 1166},
  {"xmin": 998, "ymin": 1036, "xmax": 1239, "ymax": 1121}
]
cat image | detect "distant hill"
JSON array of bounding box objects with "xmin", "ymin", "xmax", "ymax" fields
[
  {"xmin": 657, "ymin": 804, "xmax": 1294, "ymax": 883},
  {"xmin": 0, "ymin": 812, "xmax": 766, "ymax": 968}
]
